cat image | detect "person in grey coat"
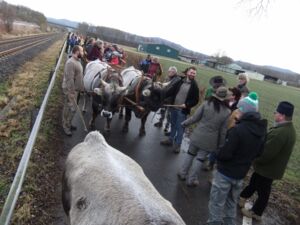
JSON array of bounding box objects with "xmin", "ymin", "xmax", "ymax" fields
[
  {"xmin": 62, "ymin": 45, "xmax": 84, "ymax": 136},
  {"xmin": 178, "ymin": 86, "xmax": 232, "ymax": 187}
]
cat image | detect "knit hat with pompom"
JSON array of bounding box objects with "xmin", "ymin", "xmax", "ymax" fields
[{"xmin": 237, "ymin": 92, "xmax": 259, "ymax": 113}]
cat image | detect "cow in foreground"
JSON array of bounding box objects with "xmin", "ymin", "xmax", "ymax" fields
[{"xmin": 62, "ymin": 131, "xmax": 186, "ymax": 225}]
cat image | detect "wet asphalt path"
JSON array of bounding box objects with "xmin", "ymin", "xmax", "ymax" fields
[{"xmin": 55, "ymin": 99, "xmax": 251, "ymax": 225}]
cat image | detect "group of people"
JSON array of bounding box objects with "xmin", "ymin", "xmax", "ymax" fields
[
  {"xmin": 61, "ymin": 43, "xmax": 296, "ymax": 225},
  {"xmin": 66, "ymin": 33, "xmax": 127, "ymax": 68},
  {"xmin": 156, "ymin": 66, "xmax": 296, "ymax": 224},
  {"xmin": 84, "ymin": 38, "xmax": 127, "ymax": 67},
  {"xmin": 139, "ymin": 54, "xmax": 163, "ymax": 81}
]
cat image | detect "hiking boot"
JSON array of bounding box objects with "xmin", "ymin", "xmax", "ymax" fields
[
  {"xmin": 202, "ymin": 162, "xmax": 214, "ymax": 171},
  {"xmin": 238, "ymin": 197, "xmax": 246, "ymax": 208},
  {"xmin": 241, "ymin": 208, "xmax": 262, "ymax": 221},
  {"xmin": 63, "ymin": 128, "xmax": 72, "ymax": 136},
  {"xmin": 160, "ymin": 139, "xmax": 173, "ymax": 146},
  {"xmin": 177, "ymin": 173, "xmax": 186, "ymax": 181},
  {"xmin": 164, "ymin": 131, "xmax": 171, "ymax": 136},
  {"xmin": 186, "ymin": 179, "xmax": 200, "ymax": 187},
  {"xmin": 154, "ymin": 121, "xmax": 163, "ymax": 128},
  {"xmin": 173, "ymin": 145, "xmax": 181, "ymax": 154},
  {"xmin": 164, "ymin": 124, "xmax": 170, "ymax": 132}
]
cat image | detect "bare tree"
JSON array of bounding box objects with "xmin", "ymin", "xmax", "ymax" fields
[
  {"xmin": 0, "ymin": 1, "xmax": 16, "ymax": 32},
  {"xmin": 238, "ymin": 0, "xmax": 273, "ymax": 16},
  {"xmin": 78, "ymin": 22, "xmax": 90, "ymax": 36}
]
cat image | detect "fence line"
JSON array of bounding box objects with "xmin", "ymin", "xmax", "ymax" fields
[{"xmin": 0, "ymin": 41, "xmax": 66, "ymax": 225}]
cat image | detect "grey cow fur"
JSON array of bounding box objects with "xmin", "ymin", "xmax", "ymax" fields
[{"xmin": 63, "ymin": 131, "xmax": 186, "ymax": 225}]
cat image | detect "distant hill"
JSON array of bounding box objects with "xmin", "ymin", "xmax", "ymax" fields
[
  {"xmin": 236, "ymin": 61, "xmax": 300, "ymax": 83},
  {"xmin": 47, "ymin": 17, "xmax": 78, "ymax": 28},
  {"xmin": 46, "ymin": 17, "xmax": 300, "ymax": 83},
  {"xmin": 83, "ymin": 25, "xmax": 209, "ymax": 61}
]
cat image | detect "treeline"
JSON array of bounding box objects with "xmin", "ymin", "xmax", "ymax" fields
[
  {"xmin": 0, "ymin": 1, "xmax": 47, "ymax": 32},
  {"xmin": 77, "ymin": 22, "xmax": 299, "ymax": 84},
  {"xmin": 78, "ymin": 22, "xmax": 208, "ymax": 61}
]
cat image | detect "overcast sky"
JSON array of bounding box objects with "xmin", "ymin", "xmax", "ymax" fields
[{"xmin": 6, "ymin": 0, "xmax": 300, "ymax": 73}]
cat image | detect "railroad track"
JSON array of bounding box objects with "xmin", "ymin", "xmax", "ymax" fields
[
  {"xmin": 0, "ymin": 34, "xmax": 58, "ymax": 60},
  {"xmin": 0, "ymin": 33, "xmax": 49, "ymax": 45}
]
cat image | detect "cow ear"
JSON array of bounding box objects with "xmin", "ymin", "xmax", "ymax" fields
[
  {"xmin": 94, "ymin": 88, "xmax": 103, "ymax": 95},
  {"xmin": 142, "ymin": 89, "xmax": 151, "ymax": 97}
]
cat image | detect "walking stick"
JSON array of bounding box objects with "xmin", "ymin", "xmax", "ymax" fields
[
  {"xmin": 123, "ymin": 97, "xmax": 145, "ymax": 112},
  {"xmin": 163, "ymin": 104, "xmax": 185, "ymax": 108},
  {"xmin": 73, "ymin": 97, "xmax": 88, "ymax": 132}
]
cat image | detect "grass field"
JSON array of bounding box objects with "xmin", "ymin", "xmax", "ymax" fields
[{"xmin": 127, "ymin": 49, "xmax": 300, "ymax": 187}]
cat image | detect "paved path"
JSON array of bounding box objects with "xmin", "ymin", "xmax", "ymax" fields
[{"xmin": 54, "ymin": 99, "xmax": 275, "ymax": 225}]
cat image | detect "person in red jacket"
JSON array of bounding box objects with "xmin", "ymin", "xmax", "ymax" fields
[{"xmin": 146, "ymin": 57, "xmax": 163, "ymax": 81}]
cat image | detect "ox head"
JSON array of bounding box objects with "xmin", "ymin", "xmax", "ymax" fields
[
  {"xmin": 139, "ymin": 79, "xmax": 167, "ymax": 112},
  {"xmin": 93, "ymin": 70, "xmax": 127, "ymax": 119}
]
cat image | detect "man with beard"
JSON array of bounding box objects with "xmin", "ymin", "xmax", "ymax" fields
[
  {"xmin": 62, "ymin": 45, "xmax": 84, "ymax": 136},
  {"xmin": 160, "ymin": 66, "xmax": 199, "ymax": 153}
]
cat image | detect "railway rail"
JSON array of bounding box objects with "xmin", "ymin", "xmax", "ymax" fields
[
  {"xmin": 0, "ymin": 33, "xmax": 63, "ymax": 81},
  {"xmin": 0, "ymin": 33, "xmax": 49, "ymax": 46},
  {"xmin": 0, "ymin": 33, "xmax": 58, "ymax": 59}
]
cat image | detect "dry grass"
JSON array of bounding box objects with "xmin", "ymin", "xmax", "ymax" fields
[{"xmin": 0, "ymin": 37, "xmax": 65, "ymax": 224}]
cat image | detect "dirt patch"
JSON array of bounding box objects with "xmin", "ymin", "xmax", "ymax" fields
[{"xmin": 242, "ymin": 170, "xmax": 300, "ymax": 225}]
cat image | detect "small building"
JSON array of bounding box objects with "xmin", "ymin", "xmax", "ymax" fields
[
  {"xmin": 138, "ymin": 43, "xmax": 179, "ymax": 59},
  {"xmin": 178, "ymin": 55, "xmax": 199, "ymax": 64},
  {"xmin": 243, "ymin": 70, "xmax": 265, "ymax": 81},
  {"xmin": 216, "ymin": 63, "xmax": 245, "ymax": 75},
  {"xmin": 264, "ymin": 74, "xmax": 279, "ymax": 83},
  {"xmin": 204, "ymin": 58, "xmax": 219, "ymax": 68}
]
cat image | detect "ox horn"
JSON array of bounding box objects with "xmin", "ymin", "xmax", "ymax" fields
[
  {"xmin": 100, "ymin": 79, "xmax": 109, "ymax": 87},
  {"xmin": 117, "ymin": 86, "xmax": 127, "ymax": 92}
]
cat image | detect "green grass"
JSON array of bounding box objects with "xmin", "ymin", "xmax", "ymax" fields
[{"xmin": 127, "ymin": 49, "xmax": 300, "ymax": 184}]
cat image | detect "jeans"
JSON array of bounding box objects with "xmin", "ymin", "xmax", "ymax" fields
[
  {"xmin": 208, "ymin": 152, "xmax": 217, "ymax": 165},
  {"xmin": 207, "ymin": 171, "xmax": 243, "ymax": 225},
  {"xmin": 169, "ymin": 108, "xmax": 187, "ymax": 146}
]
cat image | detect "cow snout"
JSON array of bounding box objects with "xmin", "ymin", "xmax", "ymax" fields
[{"xmin": 100, "ymin": 110, "xmax": 113, "ymax": 119}]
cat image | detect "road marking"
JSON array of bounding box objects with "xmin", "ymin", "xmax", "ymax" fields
[{"xmin": 242, "ymin": 202, "xmax": 253, "ymax": 225}]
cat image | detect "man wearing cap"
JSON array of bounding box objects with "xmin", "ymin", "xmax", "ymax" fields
[
  {"xmin": 240, "ymin": 101, "xmax": 296, "ymax": 221},
  {"xmin": 177, "ymin": 86, "xmax": 231, "ymax": 187},
  {"xmin": 205, "ymin": 75, "xmax": 227, "ymax": 100},
  {"xmin": 205, "ymin": 92, "xmax": 267, "ymax": 225}
]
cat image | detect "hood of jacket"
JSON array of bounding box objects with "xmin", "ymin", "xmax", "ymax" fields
[{"xmin": 237, "ymin": 112, "xmax": 267, "ymax": 137}]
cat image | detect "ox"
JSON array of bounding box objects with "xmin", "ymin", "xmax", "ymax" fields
[
  {"xmin": 62, "ymin": 131, "xmax": 186, "ymax": 225},
  {"xmin": 120, "ymin": 66, "xmax": 166, "ymax": 136},
  {"xmin": 83, "ymin": 60, "xmax": 126, "ymax": 131}
]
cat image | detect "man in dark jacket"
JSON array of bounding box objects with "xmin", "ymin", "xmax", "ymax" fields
[
  {"xmin": 240, "ymin": 101, "xmax": 296, "ymax": 221},
  {"xmin": 139, "ymin": 54, "xmax": 152, "ymax": 74},
  {"xmin": 154, "ymin": 66, "xmax": 181, "ymax": 131},
  {"xmin": 160, "ymin": 66, "xmax": 199, "ymax": 153},
  {"xmin": 206, "ymin": 92, "xmax": 267, "ymax": 225}
]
